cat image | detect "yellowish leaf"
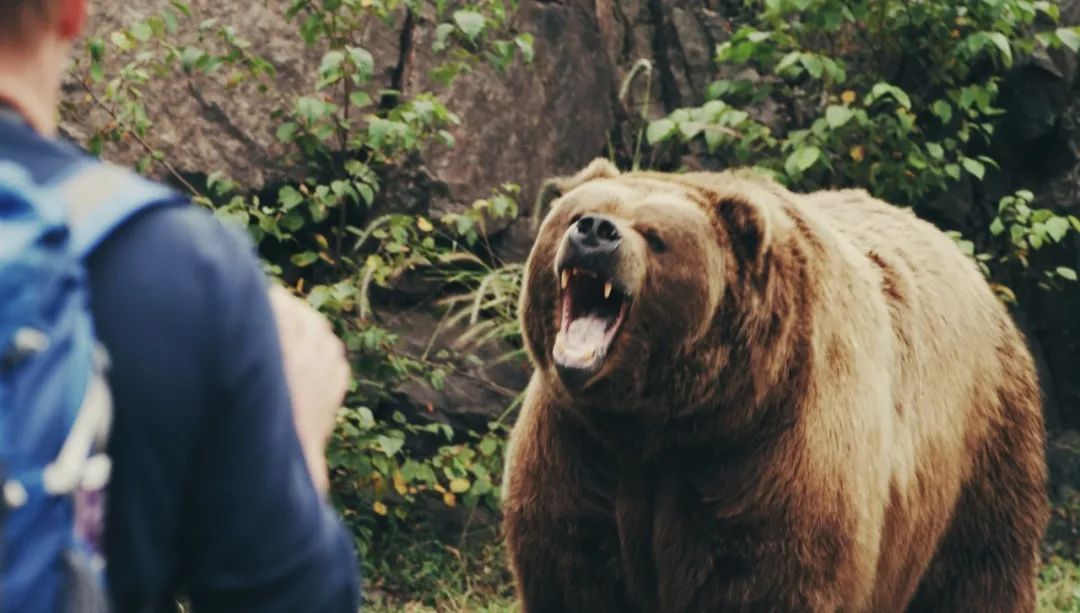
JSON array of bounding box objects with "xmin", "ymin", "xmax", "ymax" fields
[
  {"xmin": 373, "ymin": 501, "xmax": 388, "ymax": 516},
  {"xmin": 393, "ymin": 471, "xmax": 407, "ymax": 496},
  {"xmin": 840, "ymin": 90, "xmax": 856, "ymax": 105},
  {"xmin": 417, "ymin": 217, "xmax": 434, "ymax": 232},
  {"xmin": 442, "ymin": 492, "xmax": 457, "ymax": 507},
  {"xmin": 449, "ymin": 478, "xmax": 470, "ymax": 493},
  {"xmin": 849, "ymin": 145, "xmax": 865, "ymax": 162}
]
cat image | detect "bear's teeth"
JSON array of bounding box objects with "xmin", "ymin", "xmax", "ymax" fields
[
  {"xmin": 561, "ymin": 270, "xmax": 570, "ymax": 289},
  {"xmin": 603, "ymin": 281, "xmax": 613, "ymax": 299},
  {"xmin": 567, "ymin": 347, "xmax": 595, "ymax": 361}
]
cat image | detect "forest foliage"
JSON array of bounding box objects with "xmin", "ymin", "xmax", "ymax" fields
[{"xmin": 66, "ymin": 0, "xmax": 1080, "ymax": 607}]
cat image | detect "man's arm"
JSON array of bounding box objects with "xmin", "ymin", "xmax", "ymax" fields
[{"xmin": 88, "ymin": 205, "xmax": 360, "ymax": 613}]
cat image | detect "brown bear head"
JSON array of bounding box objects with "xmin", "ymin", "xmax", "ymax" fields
[{"xmin": 521, "ymin": 159, "xmax": 788, "ymax": 414}]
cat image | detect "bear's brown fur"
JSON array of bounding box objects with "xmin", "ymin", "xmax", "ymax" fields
[{"xmin": 503, "ymin": 160, "xmax": 1049, "ymax": 612}]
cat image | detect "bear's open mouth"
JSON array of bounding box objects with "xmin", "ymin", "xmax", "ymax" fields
[{"xmin": 552, "ymin": 266, "xmax": 629, "ymax": 387}]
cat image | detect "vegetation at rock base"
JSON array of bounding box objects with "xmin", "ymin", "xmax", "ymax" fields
[{"xmin": 65, "ymin": 0, "xmax": 1080, "ymax": 609}]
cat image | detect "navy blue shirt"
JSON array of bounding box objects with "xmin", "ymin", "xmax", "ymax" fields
[{"xmin": 0, "ymin": 111, "xmax": 360, "ymax": 612}]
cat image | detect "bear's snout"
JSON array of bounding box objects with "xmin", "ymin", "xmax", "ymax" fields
[{"xmin": 562, "ymin": 213, "xmax": 623, "ymax": 273}]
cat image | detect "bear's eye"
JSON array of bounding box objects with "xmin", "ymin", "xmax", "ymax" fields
[
  {"xmin": 568, "ymin": 213, "xmax": 582, "ymax": 227},
  {"xmin": 642, "ymin": 228, "xmax": 666, "ymax": 253}
]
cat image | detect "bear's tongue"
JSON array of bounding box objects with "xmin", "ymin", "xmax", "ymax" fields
[
  {"xmin": 560, "ymin": 314, "xmax": 611, "ymax": 360},
  {"xmin": 553, "ymin": 269, "xmax": 628, "ymax": 380}
]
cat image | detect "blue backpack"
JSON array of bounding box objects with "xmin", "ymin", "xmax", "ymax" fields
[{"xmin": 0, "ymin": 159, "xmax": 178, "ymax": 612}]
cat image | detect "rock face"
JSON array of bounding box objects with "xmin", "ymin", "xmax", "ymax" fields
[
  {"xmin": 63, "ymin": 0, "xmax": 327, "ymax": 187},
  {"xmin": 65, "ymin": 0, "xmax": 622, "ymax": 215},
  {"xmin": 64, "ymin": 0, "xmax": 1080, "ymax": 428}
]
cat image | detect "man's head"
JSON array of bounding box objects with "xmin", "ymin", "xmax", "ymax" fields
[
  {"xmin": 0, "ymin": 0, "xmax": 88, "ymax": 134},
  {"xmin": 0, "ymin": 0, "xmax": 85, "ymax": 46}
]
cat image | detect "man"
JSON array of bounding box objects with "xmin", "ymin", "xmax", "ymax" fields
[{"xmin": 0, "ymin": 0, "xmax": 361, "ymax": 610}]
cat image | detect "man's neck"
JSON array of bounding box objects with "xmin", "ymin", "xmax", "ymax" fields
[{"xmin": 0, "ymin": 47, "xmax": 63, "ymax": 136}]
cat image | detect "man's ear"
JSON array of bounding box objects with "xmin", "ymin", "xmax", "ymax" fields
[
  {"xmin": 55, "ymin": 0, "xmax": 88, "ymax": 41},
  {"xmin": 531, "ymin": 158, "xmax": 620, "ymax": 228}
]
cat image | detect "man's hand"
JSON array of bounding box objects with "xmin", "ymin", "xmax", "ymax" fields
[{"xmin": 268, "ymin": 285, "xmax": 351, "ymax": 494}]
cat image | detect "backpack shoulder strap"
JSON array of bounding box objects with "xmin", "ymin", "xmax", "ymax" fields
[{"xmin": 50, "ymin": 161, "xmax": 184, "ymax": 259}]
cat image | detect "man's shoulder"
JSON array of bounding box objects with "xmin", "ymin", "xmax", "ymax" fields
[
  {"xmin": 89, "ymin": 203, "xmax": 262, "ymax": 305},
  {"xmin": 0, "ymin": 114, "xmax": 92, "ymax": 184}
]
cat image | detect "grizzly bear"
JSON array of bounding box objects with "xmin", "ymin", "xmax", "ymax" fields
[{"xmin": 502, "ymin": 159, "xmax": 1049, "ymax": 612}]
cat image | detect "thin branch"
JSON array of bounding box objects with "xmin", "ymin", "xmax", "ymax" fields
[{"xmin": 79, "ymin": 78, "xmax": 205, "ymax": 200}]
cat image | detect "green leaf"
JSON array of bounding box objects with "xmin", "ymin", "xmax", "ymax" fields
[
  {"xmin": 291, "ymin": 251, "xmax": 318, "ymax": 267},
  {"xmin": 478, "ymin": 438, "xmax": 498, "ymax": 456},
  {"xmin": 130, "ymin": 21, "xmax": 153, "ymax": 42},
  {"xmin": 825, "ymin": 105, "xmax": 853, "ymax": 129},
  {"xmin": 357, "ymin": 183, "xmax": 375, "ymax": 206},
  {"xmin": 1056, "ymin": 267, "xmax": 1078, "ymax": 281},
  {"xmin": 281, "ymin": 210, "xmax": 304, "ymax": 232},
  {"xmin": 1056, "ymin": 28, "xmax": 1080, "ymax": 53},
  {"xmin": 368, "ymin": 118, "xmax": 389, "ymax": 147},
  {"xmin": 453, "ymin": 10, "xmax": 486, "ymax": 42},
  {"xmin": 989, "ymin": 217, "xmax": 1005, "ymax": 236},
  {"xmin": 278, "ymin": 186, "xmax": 304, "ymax": 211},
  {"xmin": 704, "ymin": 127, "xmax": 723, "ymax": 153},
  {"xmin": 162, "ymin": 9, "xmax": 179, "ymax": 33},
  {"xmin": 377, "ymin": 435, "xmax": 405, "ymax": 456},
  {"xmin": 179, "ymin": 46, "xmax": 203, "ymax": 72},
  {"xmin": 867, "ymin": 82, "xmax": 912, "ymax": 110},
  {"xmin": 800, "ymin": 54, "xmax": 824, "ymax": 79},
  {"xmin": 821, "ymin": 57, "xmax": 846, "ymax": 83},
  {"xmin": 646, "ymin": 118, "xmax": 677, "ymax": 145},
  {"xmin": 515, "ymin": 34, "xmax": 535, "ymax": 63},
  {"xmin": 319, "ymin": 50, "xmax": 345, "ymax": 75},
  {"xmin": 346, "ymin": 46, "xmax": 375, "ymax": 80},
  {"xmin": 985, "ymin": 32, "xmax": 1012, "ymax": 68},
  {"xmin": 109, "ymin": 31, "xmax": 133, "ymax": 51},
  {"xmin": 785, "ymin": 146, "xmax": 820, "ymax": 175},
  {"xmin": 961, "ymin": 158, "xmax": 986, "ymax": 180},
  {"xmin": 926, "ymin": 142, "xmax": 944, "ymax": 159},
  {"xmin": 1008, "ymin": 224, "xmax": 1026, "ymax": 248},
  {"xmin": 1045, "ymin": 216, "xmax": 1070, "ymax": 242},
  {"xmin": 931, "ymin": 100, "xmax": 953, "ymax": 124},
  {"xmin": 433, "ymin": 23, "xmax": 455, "ymax": 52},
  {"xmin": 296, "ymin": 96, "xmax": 327, "ymax": 123},
  {"xmin": 275, "ymin": 122, "xmax": 298, "ymax": 143},
  {"xmin": 775, "ymin": 51, "xmax": 801, "ymax": 74},
  {"xmin": 348, "ymin": 91, "xmax": 373, "ymax": 108},
  {"xmin": 679, "ymin": 121, "xmax": 704, "ymax": 140},
  {"xmin": 88, "ymin": 37, "xmax": 106, "ymax": 61}
]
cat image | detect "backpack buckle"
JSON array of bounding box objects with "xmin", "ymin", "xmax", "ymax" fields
[
  {"xmin": 0, "ymin": 327, "xmax": 50, "ymax": 372},
  {"xmin": 42, "ymin": 345, "xmax": 113, "ymax": 496}
]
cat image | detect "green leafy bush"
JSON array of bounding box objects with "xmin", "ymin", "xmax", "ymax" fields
[{"xmin": 641, "ymin": 0, "xmax": 1080, "ymax": 287}]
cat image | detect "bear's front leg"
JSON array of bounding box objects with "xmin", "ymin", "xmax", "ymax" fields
[
  {"xmin": 650, "ymin": 476, "xmax": 852, "ymax": 612},
  {"xmin": 502, "ymin": 384, "xmax": 633, "ymax": 613},
  {"xmin": 504, "ymin": 509, "xmax": 633, "ymax": 613}
]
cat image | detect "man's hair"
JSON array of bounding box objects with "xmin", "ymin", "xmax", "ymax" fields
[{"xmin": 0, "ymin": 0, "xmax": 56, "ymax": 42}]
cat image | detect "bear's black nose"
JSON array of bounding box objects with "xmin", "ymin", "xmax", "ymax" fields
[{"xmin": 569, "ymin": 214, "xmax": 621, "ymax": 256}]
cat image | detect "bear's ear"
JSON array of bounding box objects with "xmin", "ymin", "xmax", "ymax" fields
[
  {"xmin": 712, "ymin": 192, "xmax": 773, "ymax": 270},
  {"xmin": 531, "ymin": 158, "xmax": 620, "ymax": 228}
]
